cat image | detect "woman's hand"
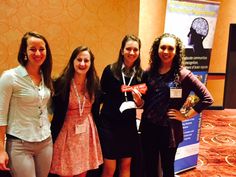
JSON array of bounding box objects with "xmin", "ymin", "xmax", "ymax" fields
[
  {"xmin": 132, "ymin": 88, "xmax": 144, "ymax": 108},
  {"xmin": 167, "ymin": 109, "xmax": 186, "ymax": 121},
  {"xmin": 0, "ymin": 150, "xmax": 10, "ymax": 171}
]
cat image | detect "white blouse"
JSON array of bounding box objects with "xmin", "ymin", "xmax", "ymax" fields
[{"xmin": 0, "ymin": 65, "xmax": 51, "ymax": 142}]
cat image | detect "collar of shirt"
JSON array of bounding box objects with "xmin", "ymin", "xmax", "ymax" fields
[
  {"xmin": 16, "ymin": 65, "xmax": 43, "ymax": 78},
  {"xmin": 121, "ymin": 63, "xmax": 136, "ymax": 77}
]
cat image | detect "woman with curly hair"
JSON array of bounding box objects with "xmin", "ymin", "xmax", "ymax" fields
[{"xmin": 140, "ymin": 33, "xmax": 213, "ymax": 177}]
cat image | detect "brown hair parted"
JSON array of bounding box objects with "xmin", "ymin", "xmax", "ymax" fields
[
  {"xmin": 55, "ymin": 46, "xmax": 100, "ymax": 101},
  {"xmin": 17, "ymin": 31, "xmax": 53, "ymax": 92},
  {"xmin": 111, "ymin": 34, "xmax": 143, "ymax": 82}
]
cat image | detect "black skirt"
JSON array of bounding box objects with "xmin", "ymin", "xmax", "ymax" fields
[{"xmin": 98, "ymin": 112, "xmax": 139, "ymax": 159}]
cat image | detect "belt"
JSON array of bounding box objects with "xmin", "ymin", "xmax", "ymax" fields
[
  {"xmin": 6, "ymin": 134, "xmax": 52, "ymax": 143},
  {"xmin": 6, "ymin": 134, "xmax": 20, "ymax": 140}
]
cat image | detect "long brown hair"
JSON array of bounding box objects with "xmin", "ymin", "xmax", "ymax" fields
[
  {"xmin": 55, "ymin": 46, "xmax": 100, "ymax": 101},
  {"xmin": 17, "ymin": 31, "xmax": 53, "ymax": 92},
  {"xmin": 111, "ymin": 34, "xmax": 143, "ymax": 82}
]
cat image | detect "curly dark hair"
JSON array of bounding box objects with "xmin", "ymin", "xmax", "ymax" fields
[
  {"xmin": 111, "ymin": 34, "xmax": 143, "ymax": 82},
  {"xmin": 148, "ymin": 33, "xmax": 185, "ymax": 78}
]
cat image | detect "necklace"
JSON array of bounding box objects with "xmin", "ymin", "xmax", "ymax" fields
[
  {"xmin": 122, "ymin": 67, "xmax": 134, "ymax": 77},
  {"xmin": 72, "ymin": 79, "xmax": 86, "ymax": 116}
]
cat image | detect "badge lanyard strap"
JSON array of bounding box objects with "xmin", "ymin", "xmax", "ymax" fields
[
  {"xmin": 122, "ymin": 71, "xmax": 135, "ymax": 101},
  {"xmin": 72, "ymin": 79, "xmax": 86, "ymax": 116},
  {"xmin": 173, "ymin": 73, "xmax": 181, "ymax": 88}
]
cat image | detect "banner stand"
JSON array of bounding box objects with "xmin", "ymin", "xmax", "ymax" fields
[{"xmin": 164, "ymin": 0, "xmax": 220, "ymax": 173}]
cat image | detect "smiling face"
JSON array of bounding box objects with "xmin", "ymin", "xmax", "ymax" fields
[
  {"xmin": 73, "ymin": 50, "xmax": 91, "ymax": 76},
  {"xmin": 122, "ymin": 40, "xmax": 140, "ymax": 68},
  {"xmin": 158, "ymin": 36, "xmax": 176, "ymax": 66},
  {"xmin": 25, "ymin": 36, "xmax": 46, "ymax": 69}
]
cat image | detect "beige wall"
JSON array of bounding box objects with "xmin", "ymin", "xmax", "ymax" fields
[
  {"xmin": 0, "ymin": 0, "xmax": 140, "ymax": 77},
  {"xmin": 138, "ymin": 0, "xmax": 167, "ymax": 70},
  {"xmin": 0, "ymin": 0, "xmax": 236, "ymax": 107},
  {"xmin": 209, "ymin": 0, "xmax": 236, "ymax": 73},
  {"xmin": 207, "ymin": 0, "xmax": 236, "ymax": 106}
]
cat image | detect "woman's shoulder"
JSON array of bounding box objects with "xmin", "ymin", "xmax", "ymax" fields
[
  {"xmin": 0, "ymin": 66, "xmax": 22, "ymax": 81},
  {"xmin": 1, "ymin": 69, "xmax": 13, "ymax": 78},
  {"xmin": 141, "ymin": 69, "xmax": 151, "ymax": 80},
  {"xmin": 179, "ymin": 67, "xmax": 191, "ymax": 81},
  {"xmin": 2, "ymin": 65, "xmax": 21, "ymax": 74},
  {"xmin": 104, "ymin": 64, "xmax": 112, "ymax": 71},
  {"xmin": 52, "ymin": 76, "xmax": 68, "ymax": 94},
  {"xmin": 101, "ymin": 64, "xmax": 113, "ymax": 76},
  {"xmin": 179, "ymin": 66, "xmax": 191, "ymax": 74}
]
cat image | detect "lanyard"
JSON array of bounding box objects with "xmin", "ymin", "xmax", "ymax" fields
[
  {"xmin": 72, "ymin": 79, "xmax": 86, "ymax": 116},
  {"xmin": 122, "ymin": 71, "xmax": 135, "ymax": 101}
]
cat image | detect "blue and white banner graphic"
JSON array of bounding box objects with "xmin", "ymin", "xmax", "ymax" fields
[{"xmin": 164, "ymin": 0, "xmax": 220, "ymax": 173}]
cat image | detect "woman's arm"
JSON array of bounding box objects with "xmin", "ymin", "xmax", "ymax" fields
[
  {"xmin": 0, "ymin": 71, "xmax": 13, "ymax": 170},
  {"xmin": 0, "ymin": 126, "xmax": 10, "ymax": 171},
  {"xmin": 168, "ymin": 108, "xmax": 198, "ymax": 121},
  {"xmin": 168, "ymin": 69, "xmax": 213, "ymax": 121}
]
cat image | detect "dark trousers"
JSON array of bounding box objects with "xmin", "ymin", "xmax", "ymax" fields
[{"xmin": 141, "ymin": 122, "xmax": 178, "ymax": 177}]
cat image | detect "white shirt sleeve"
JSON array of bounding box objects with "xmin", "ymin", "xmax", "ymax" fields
[{"xmin": 0, "ymin": 71, "xmax": 14, "ymax": 125}]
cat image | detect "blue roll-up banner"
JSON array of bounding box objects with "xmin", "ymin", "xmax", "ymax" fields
[{"xmin": 164, "ymin": 0, "xmax": 220, "ymax": 174}]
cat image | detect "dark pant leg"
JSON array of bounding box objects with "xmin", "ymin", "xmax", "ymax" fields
[
  {"xmin": 141, "ymin": 123, "xmax": 160, "ymax": 177},
  {"xmin": 142, "ymin": 139, "xmax": 159, "ymax": 177},
  {"xmin": 160, "ymin": 146, "xmax": 178, "ymax": 177},
  {"xmin": 131, "ymin": 133, "xmax": 145, "ymax": 177}
]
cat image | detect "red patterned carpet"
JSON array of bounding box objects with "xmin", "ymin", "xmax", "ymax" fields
[
  {"xmin": 0, "ymin": 109, "xmax": 235, "ymax": 177},
  {"xmin": 179, "ymin": 109, "xmax": 236, "ymax": 177}
]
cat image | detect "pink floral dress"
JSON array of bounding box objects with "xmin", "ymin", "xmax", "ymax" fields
[{"xmin": 50, "ymin": 86, "xmax": 103, "ymax": 176}]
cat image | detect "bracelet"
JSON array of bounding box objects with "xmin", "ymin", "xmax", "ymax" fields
[
  {"xmin": 184, "ymin": 113, "xmax": 190, "ymax": 120},
  {"xmin": 136, "ymin": 99, "xmax": 144, "ymax": 108}
]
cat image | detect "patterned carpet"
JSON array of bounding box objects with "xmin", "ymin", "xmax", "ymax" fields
[
  {"xmin": 179, "ymin": 109, "xmax": 236, "ymax": 177},
  {"xmin": 1, "ymin": 109, "xmax": 235, "ymax": 177}
]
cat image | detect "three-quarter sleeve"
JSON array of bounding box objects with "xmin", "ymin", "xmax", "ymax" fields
[
  {"xmin": 0, "ymin": 71, "xmax": 14, "ymax": 125},
  {"xmin": 184, "ymin": 71, "xmax": 214, "ymax": 113}
]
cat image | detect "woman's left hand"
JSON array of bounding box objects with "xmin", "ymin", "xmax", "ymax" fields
[
  {"xmin": 132, "ymin": 88, "xmax": 144, "ymax": 108},
  {"xmin": 167, "ymin": 109, "xmax": 186, "ymax": 121}
]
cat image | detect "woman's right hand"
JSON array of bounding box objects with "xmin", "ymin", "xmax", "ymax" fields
[
  {"xmin": 132, "ymin": 88, "xmax": 144, "ymax": 108},
  {"xmin": 0, "ymin": 150, "xmax": 10, "ymax": 171}
]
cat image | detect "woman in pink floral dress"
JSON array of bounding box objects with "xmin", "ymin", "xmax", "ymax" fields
[{"xmin": 49, "ymin": 46, "xmax": 103, "ymax": 177}]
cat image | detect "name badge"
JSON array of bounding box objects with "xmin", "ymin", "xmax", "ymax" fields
[
  {"xmin": 75, "ymin": 123, "xmax": 87, "ymax": 134},
  {"xmin": 170, "ymin": 88, "xmax": 182, "ymax": 98},
  {"xmin": 119, "ymin": 101, "xmax": 137, "ymax": 113}
]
